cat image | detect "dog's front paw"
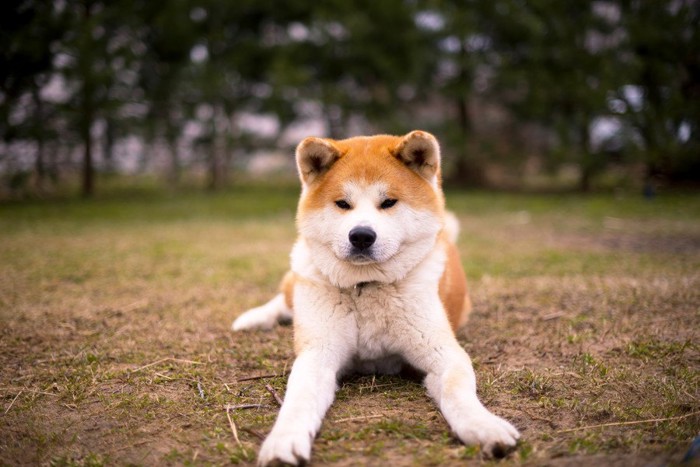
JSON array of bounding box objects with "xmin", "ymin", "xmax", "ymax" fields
[
  {"xmin": 453, "ymin": 409, "xmax": 520, "ymax": 458},
  {"xmin": 257, "ymin": 428, "xmax": 313, "ymax": 466}
]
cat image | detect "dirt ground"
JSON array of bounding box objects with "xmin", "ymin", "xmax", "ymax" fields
[{"xmin": 1, "ymin": 187, "xmax": 698, "ymax": 466}]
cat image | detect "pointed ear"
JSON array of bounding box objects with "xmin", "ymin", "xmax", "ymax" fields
[
  {"xmin": 296, "ymin": 137, "xmax": 341, "ymax": 186},
  {"xmin": 392, "ymin": 130, "xmax": 441, "ymax": 182}
]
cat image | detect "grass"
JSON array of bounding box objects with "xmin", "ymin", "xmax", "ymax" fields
[{"xmin": 1, "ymin": 181, "xmax": 699, "ymax": 466}]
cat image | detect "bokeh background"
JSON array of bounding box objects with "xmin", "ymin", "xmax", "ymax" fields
[
  {"xmin": 2, "ymin": 2, "xmax": 700, "ymax": 465},
  {"xmin": 1, "ymin": 0, "xmax": 698, "ymax": 198}
]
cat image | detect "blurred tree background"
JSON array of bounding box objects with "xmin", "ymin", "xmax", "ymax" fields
[{"xmin": 0, "ymin": 0, "xmax": 698, "ymax": 197}]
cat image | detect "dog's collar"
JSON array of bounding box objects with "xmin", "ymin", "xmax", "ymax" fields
[{"xmin": 351, "ymin": 281, "xmax": 379, "ymax": 296}]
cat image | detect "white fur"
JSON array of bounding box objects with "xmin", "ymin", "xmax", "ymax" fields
[
  {"xmin": 232, "ymin": 294, "xmax": 290, "ymax": 331},
  {"xmin": 443, "ymin": 211, "xmax": 461, "ymax": 244},
  {"xmin": 296, "ymin": 181, "xmax": 442, "ymax": 288},
  {"xmin": 234, "ymin": 175, "xmax": 519, "ymax": 466}
]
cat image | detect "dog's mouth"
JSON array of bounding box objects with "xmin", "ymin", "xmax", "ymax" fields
[
  {"xmin": 344, "ymin": 247, "xmax": 399, "ymax": 266},
  {"xmin": 346, "ymin": 252, "xmax": 377, "ymax": 265}
]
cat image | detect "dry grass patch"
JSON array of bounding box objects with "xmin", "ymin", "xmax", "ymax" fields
[{"xmin": 1, "ymin": 187, "xmax": 698, "ymax": 465}]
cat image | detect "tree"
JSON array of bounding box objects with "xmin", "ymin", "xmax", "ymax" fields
[
  {"xmin": 272, "ymin": 0, "xmax": 435, "ymax": 138},
  {"xmin": 0, "ymin": 1, "xmax": 67, "ymax": 191},
  {"xmin": 136, "ymin": 0, "xmax": 198, "ymax": 188},
  {"xmin": 484, "ymin": 0, "xmax": 622, "ymax": 191},
  {"xmin": 56, "ymin": 0, "xmax": 141, "ymax": 197},
  {"xmin": 419, "ymin": 0, "xmax": 496, "ymax": 186},
  {"xmin": 616, "ymin": 0, "xmax": 700, "ymax": 186}
]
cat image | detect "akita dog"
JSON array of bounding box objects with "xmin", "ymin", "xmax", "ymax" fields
[{"xmin": 233, "ymin": 131, "xmax": 520, "ymax": 465}]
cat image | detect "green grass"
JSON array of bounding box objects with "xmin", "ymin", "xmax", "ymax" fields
[
  {"xmin": 1, "ymin": 182, "xmax": 699, "ymax": 465},
  {"xmin": 0, "ymin": 181, "xmax": 299, "ymax": 232}
]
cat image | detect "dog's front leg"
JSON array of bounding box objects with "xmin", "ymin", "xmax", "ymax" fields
[
  {"xmin": 257, "ymin": 348, "xmax": 342, "ymax": 466},
  {"xmin": 424, "ymin": 347, "xmax": 520, "ymax": 457},
  {"xmin": 397, "ymin": 308, "xmax": 519, "ymax": 457}
]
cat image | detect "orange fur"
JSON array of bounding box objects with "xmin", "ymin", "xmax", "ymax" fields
[
  {"xmin": 299, "ymin": 135, "xmax": 443, "ymax": 218},
  {"xmin": 280, "ymin": 270, "xmax": 295, "ymax": 310},
  {"xmin": 281, "ymin": 133, "xmax": 471, "ymax": 332},
  {"xmin": 438, "ymin": 237, "xmax": 472, "ymax": 330}
]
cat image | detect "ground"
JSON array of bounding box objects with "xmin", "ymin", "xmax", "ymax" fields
[{"xmin": 1, "ymin": 181, "xmax": 698, "ymax": 466}]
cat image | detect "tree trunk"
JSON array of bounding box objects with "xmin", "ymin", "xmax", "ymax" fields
[
  {"xmin": 326, "ymin": 105, "xmax": 345, "ymax": 140},
  {"xmin": 447, "ymin": 39, "xmax": 486, "ymax": 187},
  {"xmin": 166, "ymin": 134, "xmax": 181, "ymax": 189},
  {"xmin": 79, "ymin": 1, "xmax": 95, "ymax": 198},
  {"xmin": 164, "ymin": 115, "xmax": 181, "ymax": 189},
  {"xmin": 103, "ymin": 118, "xmax": 115, "ymax": 174},
  {"xmin": 30, "ymin": 85, "xmax": 47, "ymax": 193},
  {"xmin": 207, "ymin": 105, "xmax": 228, "ymax": 190},
  {"xmin": 579, "ymin": 165, "xmax": 592, "ymax": 193},
  {"xmin": 81, "ymin": 120, "xmax": 94, "ymax": 197},
  {"xmin": 160, "ymin": 103, "xmax": 181, "ymax": 189},
  {"xmin": 48, "ymin": 142, "xmax": 60, "ymax": 184},
  {"xmin": 579, "ymin": 122, "xmax": 592, "ymax": 193},
  {"xmin": 449, "ymin": 95, "xmax": 486, "ymax": 187}
]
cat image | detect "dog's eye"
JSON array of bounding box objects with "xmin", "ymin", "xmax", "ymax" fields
[
  {"xmin": 380, "ymin": 198, "xmax": 398, "ymax": 209},
  {"xmin": 335, "ymin": 200, "xmax": 352, "ymax": 210}
]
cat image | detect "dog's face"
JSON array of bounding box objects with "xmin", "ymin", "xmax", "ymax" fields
[{"xmin": 295, "ymin": 131, "xmax": 446, "ymax": 287}]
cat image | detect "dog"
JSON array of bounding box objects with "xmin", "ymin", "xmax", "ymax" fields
[{"xmin": 232, "ymin": 131, "xmax": 520, "ymax": 465}]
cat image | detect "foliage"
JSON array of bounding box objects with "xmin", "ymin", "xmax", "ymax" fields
[{"xmin": 0, "ymin": 0, "xmax": 698, "ymax": 196}]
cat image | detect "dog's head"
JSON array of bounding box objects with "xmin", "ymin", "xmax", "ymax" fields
[{"xmin": 295, "ymin": 131, "xmax": 446, "ymax": 287}]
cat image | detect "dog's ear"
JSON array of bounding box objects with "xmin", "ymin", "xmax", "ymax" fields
[
  {"xmin": 296, "ymin": 137, "xmax": 341, "ymax": 186},
  {"xmin": 392, "ymin": 130, "xmax": 441, "ymax": 183}
]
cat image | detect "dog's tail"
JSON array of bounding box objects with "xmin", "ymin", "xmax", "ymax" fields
[{"xmin": 443, "ymin": 211, "xmax": 460, "ymax": 244}]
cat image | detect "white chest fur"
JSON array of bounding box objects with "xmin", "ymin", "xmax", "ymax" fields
[
  {"xmin": 291, "ymin": 240, "xmax": 454, "ymax": 376},
  {"xmin": 340, "ymin": 282, "xmax": 407, "ymax": 368}
]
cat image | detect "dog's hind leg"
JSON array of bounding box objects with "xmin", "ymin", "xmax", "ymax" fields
[
  {"xmin": 232, "ymin": 293, "xmax": 292, "ymax": 331},
  {"xmin": 233, "ymin": 271, "xmax": 295, "ymax": 331}
]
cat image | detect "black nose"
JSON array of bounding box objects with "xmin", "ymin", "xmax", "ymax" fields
[{"xmin": 349, "ymin": 226, "xmax": 376, "ymax": 250}]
